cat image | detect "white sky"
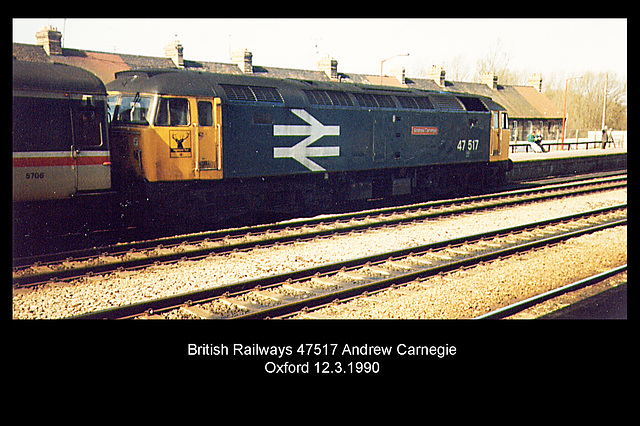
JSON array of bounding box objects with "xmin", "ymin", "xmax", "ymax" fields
[{"xmin": 13, "ymin": 18, "xmax": 627, "ymax": 81}]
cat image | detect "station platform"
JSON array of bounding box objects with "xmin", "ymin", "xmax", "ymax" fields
[{"xmin": 507, "ymin": 147, "xmax": 627, "ymax": 181}]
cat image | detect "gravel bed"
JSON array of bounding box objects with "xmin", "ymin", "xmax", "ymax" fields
[
  {"xmin": 293, "ymin": 225, "xmax": 627, "ymax": 319},
  {"xmin": 12, "ymin": 188, "xmax": 626, "ymax": 319}
]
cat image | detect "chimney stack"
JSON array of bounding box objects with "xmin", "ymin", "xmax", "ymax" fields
[
  {"xmin": 391, "ymin": 66, "xmax": 406, "ymax": 85},
  {"xmin": 164, "ymin": 40, "xmax": 184, "ymax": 68},
  {"xmin": 318, "ymin": 55, "xmax": 338, "ymax": 80},
  {"xmin": 427, "ymin": 65, "xmax": 446, "ymax": 87},
  {"xmin": 528, "ymin": 73, "xmax": 543, "ymax": 92},
  {"xmin": 232, "ymin": 48, "xmax": 253, "ymax": 74},
  {"xmin": 35, "ymin": 26, "xmax": 62, "ymax": 56},
  {"xmin": 482, "ymin": 71, "xmax": 498, "ymax": 90}
]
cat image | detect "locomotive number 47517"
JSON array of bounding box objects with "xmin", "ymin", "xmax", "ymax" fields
[{"xmin": 457, "ymin": 139, "xmax": 479, "ymax": 151}]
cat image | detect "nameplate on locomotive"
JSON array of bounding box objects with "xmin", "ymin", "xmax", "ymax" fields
[{"xmin": 411, "ymin": 126, "xmax": 438, "ymax": 136}]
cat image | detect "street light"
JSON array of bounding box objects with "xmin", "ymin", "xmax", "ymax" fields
[
  {"xmin": 380, "ymin": 53, "xmax": 409, "ymax": 85},
  {"xmin": 561, "ymin": 75, "xmax": 582, "ymax": 149}
]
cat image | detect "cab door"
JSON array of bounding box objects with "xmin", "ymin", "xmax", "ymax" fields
[
  {"xmin": 490, "ymin": 111, "xmax": 510, "ymax": 162},
  {"xmin": 490, "ymin": 111, "xmax": 501, "ymax": 156},
  {"xmin": 193, "ymin": 98, "xmax": 222, "ymax": 179}
]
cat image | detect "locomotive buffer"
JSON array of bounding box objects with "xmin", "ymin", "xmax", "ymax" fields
[{"xmin": 273, "ymin": 109, "xmax": 340, "ymax": 172}]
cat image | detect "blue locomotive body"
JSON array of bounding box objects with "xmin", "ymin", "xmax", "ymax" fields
[{"xmin": 105, "ymin": 68, "xmax": 511, "ymax": 231}]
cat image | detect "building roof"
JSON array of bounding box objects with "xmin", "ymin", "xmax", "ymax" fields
[{"xmin": 13, "ymin": 40, "xmax": 563, "ymax": 120}]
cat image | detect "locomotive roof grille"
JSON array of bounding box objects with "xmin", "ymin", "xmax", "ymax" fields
[{"xmin": 220, "ymin": 84, "xmax": 283, "ymax": 103}]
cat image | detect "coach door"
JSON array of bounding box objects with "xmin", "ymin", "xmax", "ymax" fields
[
  {"xmin": 193, "ymin": 98, "xmax": 222, "ymax": 179},
  {"xmin": 72, "ymin": 97, "xmax": 111, "ymax": 192}
]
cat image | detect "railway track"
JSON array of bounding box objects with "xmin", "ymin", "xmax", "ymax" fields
[
  {"xmin": 475, "ymin": 264, "xmax": 627, "ymax": 319},
  {"xmin": 13, "ymin": 174, "xmax": 626, "ymax": 288},
  {"xmin": 68, "ymin": 204, "xmax": 626, "ymax": 320}
]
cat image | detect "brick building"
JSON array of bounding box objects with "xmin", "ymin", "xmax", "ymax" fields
[{"xmin": 14, "ymin": 26, "xmax": 564, "ymax": 142}]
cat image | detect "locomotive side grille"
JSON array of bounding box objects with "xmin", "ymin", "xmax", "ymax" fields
[
  {"xmin": 305, "ymin": 90, "xmax": 332, "ymax": 105},
  {"xmin": 396, "ymin": 96, "xmax": 435, "ymax": 110},
  {"xmin": 305, "ymin": 90, "xmax": 353, "ymax": 107},
  {"xmin": 430, "ymin": 94, "xmax": 465, "ymax": 111},
  {"xmin": 372, "ymin": 94, "xmax": 396, "ymax": 108},
  {"xmin": 326, "ymin": 91, "xmax": 353, "ymax": 106},
  {"xmin": 353, "ymin": 93, "xmax": 376, "ymax": 108},
  {"xmin": 220, "ymin": 84, "xmax": 254, "ymax": 101},
  {"xmin": 220, "ymin": 84, "xmax": 283, "ymax": 103},
  {"xmin": 353, "ymin": 93, "xmax": 396, "ymax": 109},
  {"xmin": 397, "ymin": 96, "xmax": 418, "ymax": 109},
  {"xmin": 414, "ymin": 96, "xmax": 435, "ymax": 110},
  {"xmin": 250, "ymin": 86, "xmax": 283, "ymax": 103}
]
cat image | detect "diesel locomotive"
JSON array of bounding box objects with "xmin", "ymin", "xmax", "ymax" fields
[
  {"xmin": 13, "ymin": 60, "xmax": 511, "ymax": 253},
  {"xmin": 106, "ymin": 67, "xmax": 511, "ymax": 232}
]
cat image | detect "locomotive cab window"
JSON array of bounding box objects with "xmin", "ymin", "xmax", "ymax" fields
[
  {"xmin": 113, "ymin": 94, "xmax": 153, "ymax": 125},
  {"xmin": 155, "ymin": 97, "xmax": 190, "ymax": 126},
  {"xmin": 492, "ymin": 111, "xmax": 500, "ymax": 129},
  {"xmin": 197, "ymin": 101, "xmax": 213, "ymax": 126}
]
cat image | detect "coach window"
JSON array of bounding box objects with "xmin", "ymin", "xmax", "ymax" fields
[
  {"xmin": 156, "ymin": 97, "xmax": 190, "ymax": 126},
  {"xmin": 13, "ymin": 97, "xmax": 72, "ymax": 152},
  {"xmin": 73, "ymin": 101, "xmax": 107, "ymax": 147},
  {"xmin": 197, "ymin": 101, "xmax": 213, "ymax": 126}
]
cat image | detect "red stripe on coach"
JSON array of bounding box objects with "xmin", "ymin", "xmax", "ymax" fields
[{"xmin": 13, "ymin": 156, "xmax": 111, "ymax": 167}]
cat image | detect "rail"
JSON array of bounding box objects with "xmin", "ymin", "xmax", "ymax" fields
[
  {"xmin": 474, "ymin": 264, "xmax": 627, "ymax": 319},
  {"xmin": 13, "ymin": 176, "xmax": 627, "ymax": 288},
  {"xmin": 67, "ymin": 204, "xmax": 626, "ymax": 320}
]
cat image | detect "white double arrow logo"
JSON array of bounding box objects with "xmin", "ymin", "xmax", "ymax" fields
[{"xmin": 273, "ymin": 109, "xmax": 340, "ymax": 172}]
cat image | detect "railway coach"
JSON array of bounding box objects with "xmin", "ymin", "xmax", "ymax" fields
[
  {"xmin": 13, "ymin": 60, "xmax": 114, "ymax": 251},
  {"xmin": 107, "ymin": 67, "xmax": 511, "ymax": 232}
]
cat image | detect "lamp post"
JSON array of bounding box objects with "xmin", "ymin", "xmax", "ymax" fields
[
  {"xmin": 561, "ymin": 75, "xmax": 582, "ymax": 149},
  {"xmin": 380, "ymin": 53, "xmax": 409, "ymax": 85}
]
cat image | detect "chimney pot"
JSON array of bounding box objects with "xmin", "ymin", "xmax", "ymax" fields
[
  {"xmin": 231, "ymin": 48, "xmax": 253, "ymax": 74},
  {"xmin": 35, "ymin": 26, "xmax": 62, "ymax": 56},
  {"xmin": 318, "ymin": 55, "xmax": 338, "ymax": 80},
  {"xmin": 482, "ymin": 71, "xmax": 498, "ymax": 90},
  {"xmin": 528, "ymin": 73, "xmax": 543, "ymax": 92},
  {"xmin": 427, "ymin": 65, "xmax": 446, "ymax": 87},
  {"xmin": 164, "ymin": 40, "xmax": 184, "ymax": 68},
  {"xmin": 390, "ymin": 66, "xmax": 406, "ymax": 85}
]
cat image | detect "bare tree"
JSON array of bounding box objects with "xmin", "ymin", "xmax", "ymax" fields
[
  {"xmin": 474, "ymin": 37, "xmax": 526, "ymax": 85},
  {"xmin": 545, "ymin": 71, "xmax": 627, "ymax": 132},
  {"xmin": 445, "ymin": 54, "xmax": 473, "ymax": 82}
]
